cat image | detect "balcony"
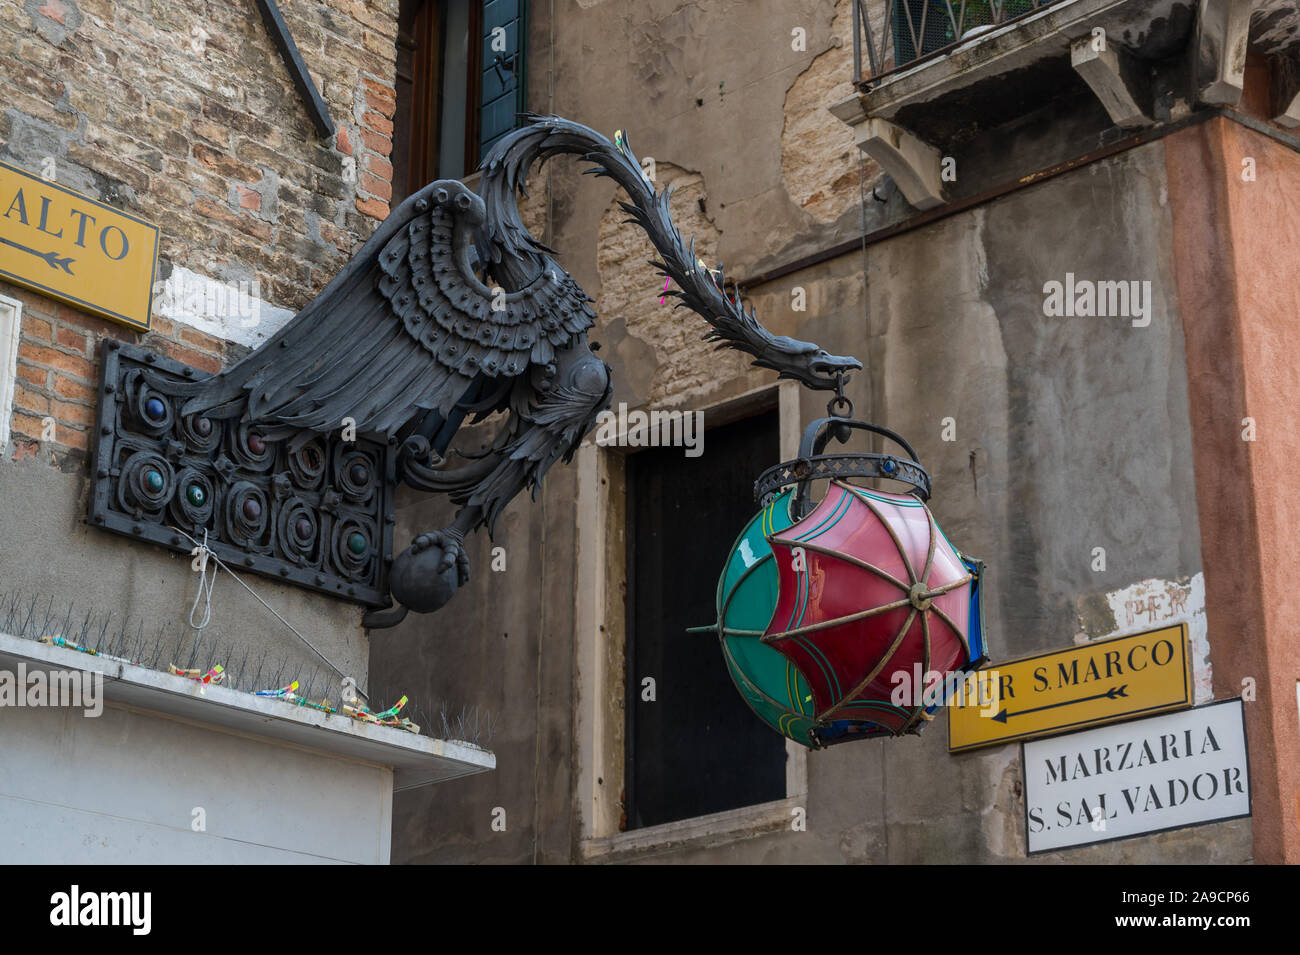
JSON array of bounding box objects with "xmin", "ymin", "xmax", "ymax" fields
[
  {"xmin": 835, "ymin": 0, "xmax": 1290, "ymax": 211},
  {"xmin": 852, "ymin": 0, "xmax": 1063, "ymax": 87}
]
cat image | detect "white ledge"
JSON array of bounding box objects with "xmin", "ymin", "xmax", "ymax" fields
[{"xmin": 0, "ymin": 631, "xmax": 494, "ymax": 792}]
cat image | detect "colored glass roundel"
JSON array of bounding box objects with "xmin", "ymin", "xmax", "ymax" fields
[{"xmin": 714, "ymin": 481, "xmax": 988, "ymax": 748}]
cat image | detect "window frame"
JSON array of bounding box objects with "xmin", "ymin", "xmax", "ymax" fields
[
  {"xmin": 0, "ymin": 293, "xmax": 23, "ymax": 456},
  {"xmin": 573, "ymin": 381, "xmax": 809, "ymax": 861}
]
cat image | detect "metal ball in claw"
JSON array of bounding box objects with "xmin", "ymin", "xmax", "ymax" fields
[{"xmin": 387, "ymin": 531, "xmax": 470, "ymax": 614}]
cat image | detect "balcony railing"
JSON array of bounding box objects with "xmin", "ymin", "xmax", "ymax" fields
[{"xmin": 852, "ymin": 0, "xmax": 1063, "ymax": 87}]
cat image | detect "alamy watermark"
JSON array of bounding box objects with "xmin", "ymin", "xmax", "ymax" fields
[
  {"xmin": 890, "ymin": 664, "xmax": 1001, "ymax": 717},
  {"xmin": 152, "ymin": 271, "xmax": 261, "ymax": 328},
  {"xmin": 50, "ymin": 886, "xmax": 150, "ymax": 935},
  {"xmin": 594, "ymin": 403, "xmax": 703, "ymax": 457},
  {"xmin": 0, "ymin": 664, "xmax": 103, "ymax": 717},
  {"xmin": 1042, "ymin": 273, "xmax": 1152, "ymax": 328}
]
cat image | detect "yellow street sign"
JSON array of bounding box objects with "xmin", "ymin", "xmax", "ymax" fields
[
  {"xmin": 948, "ymin": 624, "xmax": 1193, "ymax": 753},
  {"xmin": 1, "ymin": 159, "xmax": 158, "ymax": 330}
]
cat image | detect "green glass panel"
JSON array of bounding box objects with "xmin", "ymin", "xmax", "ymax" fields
[{"xmin": 716, "ymin": 490, "xmax": 819, "ymax": 745}]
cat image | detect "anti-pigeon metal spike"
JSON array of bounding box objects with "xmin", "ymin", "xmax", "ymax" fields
[
  {"xmin": 54, "ymin": 603, "xmax": 73, "ymax": 641},
  {"xmin": 38, "ymin": 594, "xmax": 55, "ymax": 638},
  {"xmin": 24, "ymin": 594, "xmax": 40, "ymax": 637},
  {"xmin": 105, "ymin": 623, "xmax": 124, "ymax": 658},
  {"xmin": 84, "ymin": 614, "xmax": 104, "ymax": 652},
  {"xmin": 116, "ymin": 621, "xmax": 136, "ymax": 659}
]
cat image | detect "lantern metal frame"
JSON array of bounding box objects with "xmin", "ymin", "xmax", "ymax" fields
[{"xmin": 754, "ymin": 414, "xmax": 932, "ymax": 515}]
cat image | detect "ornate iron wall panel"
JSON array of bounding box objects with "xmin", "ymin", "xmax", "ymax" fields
[{"xmin": 89, "ymin": 340, "xmax": 394, "ymax": 605}]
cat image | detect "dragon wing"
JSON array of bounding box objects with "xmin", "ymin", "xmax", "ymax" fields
[{"xmin": 179, "ymin": 180, "xmax": 594, "ymax": 441}]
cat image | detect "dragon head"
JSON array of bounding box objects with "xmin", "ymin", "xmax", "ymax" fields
[{"xmin": 756, "ymin": 335, "xmax": 862, "ymax": 391}]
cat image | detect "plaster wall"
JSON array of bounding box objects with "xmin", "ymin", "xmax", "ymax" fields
[
  {"xmin": 0, "ymin": 700, "xmax": 393, "ymax": 863},
  {"xmin": 1165, "ymin": 117, "xmax": 1300, "ymax": 865}
]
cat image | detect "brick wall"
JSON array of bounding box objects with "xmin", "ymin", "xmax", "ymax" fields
[
  {"xmin": 0, "ymin": 0, "xmax": 400, "ymax": 460},
  {"xmin": 3, "ymin": 282, "xmax": 230, "ymax": 458}
]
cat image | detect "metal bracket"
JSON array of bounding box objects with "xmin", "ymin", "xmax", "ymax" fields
[
  {"xmin": 253, "ymin": 0, "xmax": 335, "ymax": 139},
  {"xmin": 753, "ymin": 415, "xmax": 932, "ymax": 511}
]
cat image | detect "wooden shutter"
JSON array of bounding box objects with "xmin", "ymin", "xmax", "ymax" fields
[{"xmin": 478, "ymin": 0, "xmax": 526, "ymax": 159}]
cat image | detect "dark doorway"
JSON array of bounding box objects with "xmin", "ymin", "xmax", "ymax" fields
[{"xmin": 624, "ymin": 407, "xmax": 787, "ymax": 829}]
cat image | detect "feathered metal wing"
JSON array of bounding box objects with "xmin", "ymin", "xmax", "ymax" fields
[{"xmin": 179, "ymin": 182, "xmax": 594, "ymax": 442}]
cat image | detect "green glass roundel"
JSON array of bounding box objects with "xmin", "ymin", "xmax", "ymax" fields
[
  {"xmin": 347, "ymin": 532, "xmax": 367, "ymax": 555},
  {"xmin": 186, "ymin": 484, "xmax": 206, "ymax": 506},
  {"xmin": 714, "ymin": 489, "xmax": 819, "ymax": 746}
]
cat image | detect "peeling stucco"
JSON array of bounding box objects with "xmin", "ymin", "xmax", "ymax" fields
[
  {"xmin": 780, "ymin": 0, "xmax": 867, "ymax": 224},
  {"xmin": 1075, "ymin": 573, "xmax": 1213, "ymax": 704},
  {"xmin": 594, "ymin": 162, "xmax": 748, "ymax": 406}
]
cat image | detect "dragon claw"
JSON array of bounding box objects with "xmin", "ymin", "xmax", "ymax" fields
[{"xmin": 406, "ymin": 530, "xmax": 470, "ymax": 586}]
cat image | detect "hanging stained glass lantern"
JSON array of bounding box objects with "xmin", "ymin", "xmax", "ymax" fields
[{"xmin": 710, "ymin": 406, "xmax": 988, "ymax": 748}]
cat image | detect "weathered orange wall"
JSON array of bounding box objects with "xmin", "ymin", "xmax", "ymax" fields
[{"xmin": 1166, "ymin": 117, "xmax": 1300, "ymax": 865}]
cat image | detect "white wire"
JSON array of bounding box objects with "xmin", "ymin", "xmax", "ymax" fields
[
  {"xmin": 189, "ymin": 529, "xmax": 217, "ymax": 632},
  {"xmin": 168, "ymin": 525, "xmax": 367, "ymax": 700}
]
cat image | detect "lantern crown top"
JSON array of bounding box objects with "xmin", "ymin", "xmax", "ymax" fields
[{"xmin": 755, "ymin": 415, "xmax": 932, "ymax": 515}]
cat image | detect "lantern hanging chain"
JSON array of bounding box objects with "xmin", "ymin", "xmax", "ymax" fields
[
  {"xmin": 168, "ymin": 525, "xmax": 367, "ymax": 700},
  {"xmin": 829, "ymin": 371, "xmax": 854, "ymax": 418}
]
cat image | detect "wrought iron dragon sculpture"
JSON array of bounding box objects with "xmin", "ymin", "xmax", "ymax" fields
[{"xmin": 90, "ymin": 116, "xmax": 859, "ymax": 628}]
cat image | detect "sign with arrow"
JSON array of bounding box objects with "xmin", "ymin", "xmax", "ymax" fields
[
  {"xmin": 948, "ymin": 624, "xmax": 1193, "ymax": 753},
  {"xmin": 1, "ymin": 159, "xmax": 159, "ymax": 330}
]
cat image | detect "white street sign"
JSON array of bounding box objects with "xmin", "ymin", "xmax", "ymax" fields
[{"xmin": 1022, "ymin": 698, "xmax": 1250, "ymax": 853}]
